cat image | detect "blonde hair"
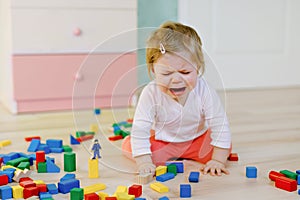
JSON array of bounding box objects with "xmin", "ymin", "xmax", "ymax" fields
[{"xmin": 146, "ymin": 21, "xmax": 205, "ymax": 78}]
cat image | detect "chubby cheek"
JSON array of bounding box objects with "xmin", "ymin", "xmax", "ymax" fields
[{"xmin": 155, "ymin": 76, "xmax": 170, "ymax": 93}]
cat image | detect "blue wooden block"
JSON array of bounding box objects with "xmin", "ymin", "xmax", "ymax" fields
[
  {"xmin": 0, "ymin": 185, "xmax": 12, "ymax": 199},
  {"xmin": 0, "ymin": 170, "xmax": 14, "ymax": 183},
  {"xmin": 47, "ymin": 183, "xmax": 58, "ymax": 194},
  {"xmin": 166, "ymin": 161, "xmax": 184, "ymax": 173},
  {"xmin": 156, "ymin": 172, "xmax": 175, "ymax": 182},
  {"xmin": 17, "ymin": 153, "xmax": 34, "ymax": 165},
  {"xmin": 94, "ymin": 108, "xmax": 101, "ymax": 115},
  {"xmin": 246, "ymin": 166, "xmax": 257, "ymax": 178},
  {"xmin": 27, "ymin": 139, "xmax": 41, "ymax": 152},
  {"xmin": 60, "ymin": 173, "xmax": 75, "ymax": 182},
  {"xmin": 296, "ymin": 170, "xmax": 300, "ymax": 175},
  {"xmin": 189, "ymin": 171, "xmax": 200, "ymax": 183},
  {"xmin": 46, "ymin": 139, "xmax": 63, "ymax": 148},
  {"xmin": 58, "ymin": 179, "xmax": 80, "ymax": 194},
  {"xmin": 135, "ymin": 198, "xmax": 147, "ymax": 200},
  {"xmin": 46, "ymin": 159, "xmax": 60, "ymax": 173},
  {"xmin": 38, "ymin": 144, "xmax": 51, "ymax": 154},
  {"xmin": 39, "ymin": 192, "xmax": 52, "ymax": 199},
  {"xmin": 3, "ymin": 152, "xmax": 19, "ymax": 163},
  {"xmin": 297, "ymin": 175, "xmax": 300, "ymax": 185},
  {"xmin": 70, "ymin": 135, "xmax": 80, "ymax": 145},
  {"xmin": 180, "ymin": 184, "xmax": 191, "ymax": 198},
  {"xmin": 49, "ymin": 148, "xmax": 63, "ymax": 153},
  {"xmin": 298, "ymin": 189, "xmax": 300, "ymax": 195},
  {"xmin": 159, "ymin": 196, "xmax": 169, "ymax": 200}
]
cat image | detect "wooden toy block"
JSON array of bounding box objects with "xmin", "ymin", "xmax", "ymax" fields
[
  {"xmin": 268, "ymin": 171, "xmax": 285, "ymax": 181},
  {"xmin": 275, "ymin": 176, "xmax": 297, "ymax": 192},
  {"xmin": 1, "ymin": 169, "xmax": 14, "ymax": 183},
  {"xmin": 19, "ymin": 177, "xmax": 33, "ymax": 183},
  {"xmin": 298, "ymin": 175, "xmax": 300, "ymax": 185},
  {"xmin": 0, "ymin": 174, "xmax": 9, "ymax": 186},
  {"xmin": 246, "ymin": 166, "xmax": 257, "ymax": 178},
  {"xmin": 114, "ymin": 185, "xmax": 127, "ymax": 196},
  {"xmin": 108, "ymin": 135, "xmax": 123, "ymax": 141},
  {"xmin": 49, "ymin": 147, "xmax": 63, "ymax": 153},
  {"xmin": 167, "ymin": 164, "xmax": 177, "ymax": 175},
  {"xmin": 128, "ymin": 184, "xmax": 142, "ymax": 198},
  {"xmin": 135, "ymin": 173, "xmax": 153, "ymax": 185},
  {"xmin": 20, "ymin": 180, "xmax": 36, "ymax": 188},
  {"xmin": 156, "ymin": 172, "xmax": 175, "ymax": 182},
  {"xmin": 34, "ymin": 180, "xmax": 45, "ymax": 185},
  {"xmin": 70, "ymin": 135, "xmax": 81, "ymax": 145},
  {"xmin": 23, "ymin": 186, "xmax": 39, "ymax": 199},
  {"xmin": 0, "ymin": 157, "xmax": 3, "ymax": 167},
  {"xmin": 85, "ymin": 192, "xmax": 100, "ymax": 200},
  {"xmin": 296, "ymin": 170, "xmax": 300, "ymax": 174},
  {"xmin": 166, "ymin": 161, "xmax": 184, "ymax": 173},
  {"xmin": 98, "ymin": 191, "xmax": 109, "ymax": 199},
  {"xmin": 279, "ymin": 170, "xmax": 298, "ymax": 180},
  {"xmin": 227, "ymin": 153, "xmax": 239, "ymax": 161},
  {"xmin": 0, "ymin": 140, "xmax": 12, "ymax": 148},
  {"xmin": 189, "ymin": 171, "xmax": 200, "ymax": 183},
  {"xmin": 158, "ymin": 196, "xmax": 169, "ymax": 200},
  {"xmin": 88, "ymin": 159, "xmax": 99, "ymax": 178},
  {"xmin": 180, "ymin": 184, "xmax": 191, "ymax": 198},
  {"xmin": 58, "ymin": 178, "xmax": 80, "ymax": 194},
  {"xmin": 135, "ymin": 198, "xmax": 146, "ymax": 200},
  {"xmin": 37, "ymin": 183, "xmax": 48, "ymax": 192},
  {"xmin": 46, "ymin": 159, "xmax": 60, "ymax": 173},
  {"xmin": 116, "ymin": 192, "xmax": 135, "ymax": 200},
  {"xmin": 47, "ymin": 184, "xmax": 58, "ymax": 194},
  {"xmin": 156, "ymin": 166, "xmax": 167, "ymax": 176},
  {"xmin": 150, "ymin": 182, "xmax": 169, "ymax": 193},
  {"xmin": 83, "ymin": 183, "xmax": 106, "ymax": 195},
  {"xmin": 11, "ymin": 185, "xmax": 24, "ymax": 198},
  {"xmin": 105, "ymin": 197, "xmax": 117, "ymax": 200},
  {"xmin": 63, "ymin": 145, "xmax": 73, "ymax": 152},
  {"xmin": 0, "ymin": 185, "xmax": 13, "ymax": 199},
  {"xmin": 39, "ymin": 192, "xmax": 52, "ymax": 199},
  {"xmin": 64, "ymin": 152, "xmax": 76, "ymax": 172},
  {"xmin": 70, "ymin": 188, "xmax": 84, "ymax": 200},
  {"xmin": 27, "ymin": 139, "xmax": 41, "ymax": 152},
  {"xmin": 46, "ymin": 139, "xmax": 63, "ymax": 148},
  {"xmin": 25, "ymin": 136, "xmax": 41, "ymax": 142},
  {"xmin": 6, "ymin": 156, "xmax": 29, "ymax": 167},
  {"xmin": 37, "ymin": 162, "xmax": 47, "ymax": 173},
  {"xmin": 77, "ymin": 135, "xmax": 94, "ymax": 142},
  {"xmin": 60, "ymin": 173, "xmax": 76, "ymax": 182},
  {"xmin": 17, "ymin": 161, "xmax": 30, "ymax": 170}
]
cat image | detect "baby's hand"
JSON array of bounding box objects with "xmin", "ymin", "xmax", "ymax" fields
[
  {"xmin": 138, "ymin": 162, "xmax": 156, "ymax": 175},
  {"xmin": 200, "ymin": 159, "xmax": 229, "ymax": 176}
]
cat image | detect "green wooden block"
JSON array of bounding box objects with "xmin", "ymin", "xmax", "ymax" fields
[
  {"xmin": 17, "ymin": 161, "xmax": 30, "ymax": 170},
  {"xmin": 76, "ymin": 131, "xmax": 86, "ymax": 138},
  {"xmin": 280, "ymin": 170, "xmax": 298, "ymax": 180},
  {"xmin": 64, "ymin": 152, "xmax": 76, "ymax": 172},
  {"xmin": 63, "ymin": 145, "xmax": 73, "ymax": 152},
  {"xmin": 38, "ymin": 162, "xmax": 47, "ymax": 173},
  {"xmin": 167, "ymin": 164, "xmax": 177, "ymax": 175},
  {"xmin": 6, "ymin": 157, "xmax": 29, "ymax": 167},
  {"xmin": 114, "ymin": 129, "xmax": 122, "ymax": 136},
  {"xmin": 86, "ymin": 132, "xmax": 95, "ymax": 136},
  {"xmin": 120, "ymin": 130, "xmax": 130, "ymax": 138},
  {"xmin": 70, "ymin": 188, "xmax": 84, "ymax": 200},
  {"xmin": 123, "ymin": 123, "xmax": 132, "ymax": 128}
]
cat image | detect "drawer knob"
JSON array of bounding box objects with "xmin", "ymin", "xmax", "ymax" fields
[
  {"xmin": 73, "ymin": 28, "xmax": 82, "ymax": 36},
  {"xmin": 74, "ymin": 73, "xmax": 83, "ymax": 81}
]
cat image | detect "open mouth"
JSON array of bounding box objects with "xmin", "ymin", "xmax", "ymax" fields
[{"xmin": 169, "ymin": 87, "xmax": 186, "ymax": 96}]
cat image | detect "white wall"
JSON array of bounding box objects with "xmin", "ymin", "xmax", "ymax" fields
[{"xmin": 178, "ymin": 0, "xmax": 300, "ymax": 89}]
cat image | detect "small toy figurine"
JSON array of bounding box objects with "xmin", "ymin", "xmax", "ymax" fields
[{"xmin": 91, "ymin": 139, "xmax": 101, "ymax": 159}]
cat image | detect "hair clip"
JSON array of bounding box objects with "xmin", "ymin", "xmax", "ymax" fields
[{"xmin": 159, "ymin": 42, "xmax": 166, "ymax": 54}]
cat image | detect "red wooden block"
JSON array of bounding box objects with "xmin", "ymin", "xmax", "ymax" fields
[
  {"xmin": 275, "ymin": 176, "xmax": 297, "ymax": 192},
  {"xmin": 76, "ymin": 135, "xmax": 94, "ymax": 142},
  {"xmin": 37, "ymin": 184, "xmax": 48, "ymax": 192},
  {"xmin": 19, "ymin": 177, "xmax": 33, "ymax": 183},
  {"xmin": 269, "ymin": 171, "xmax": 285, "ymax": 181},
  {"xmin": 108, "ymin": 135, "xmax": 123, "ymax": 141},
  {"xmin": 127, "ymin": 118, "xmax": 133, "ymax": 123},
  {"xmin": 23, "ymin": 186, "xmax": 39, "ymax": 199},
  {"xmin": 0, "ymin": 157, "xmax": 3, "ymax": 167},
  {"xmin": 0, "ymin": 175, "xmax": 9, "ymax": 186},
  {"xmin": 25, "ymin": 136, "xmax": 41, "ymax": 142},
  {"xmin": 227, "ymin": 153, "xmax": 239, "ymax": 161},
  {"xmin": 20, "ymin": 180, "xmax": 36, "ymax": 188},
  {"xmin": 84, "ymin": 193, "xmax": 100, "ymax": 200},
  {"xmin": 105, "ymin": 197, "xmax": 117, "ymax": 200},
  {"xmin": 128, "ymin": 184, "xmax": 142, "ymax": 197}
]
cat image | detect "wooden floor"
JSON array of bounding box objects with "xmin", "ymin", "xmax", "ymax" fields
[{"xmin": 0, "ymin": 87, "xmax": 300, "ymax": 199}]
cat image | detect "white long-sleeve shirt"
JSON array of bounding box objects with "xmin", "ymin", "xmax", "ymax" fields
[{"xmin": 131, "ymin": 77, "xmax": 231, "ymax": 157}]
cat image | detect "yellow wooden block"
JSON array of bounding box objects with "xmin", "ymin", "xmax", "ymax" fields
[
  {"xmin": 156, "ymin": 165, "xmax": 167, "ymax": 176},
  {"xmin": 115, "ymin": 185, "xmax": 127, "ymax": 193},
  {"xmin": 88, "ymin": 158, "xmax": 99, "ymax": 178},
  {"xmin": 90, "ymin": 124, "xmax": 99, "ymax": 133},
  {"xmin": 116, "ymin": 192, "xmax": 135, "ymax": 200},
  {"xmin": 150, "ymin": 182, "xmax": 169, "ymax": 193},
  {"xmin": 34, "ymin": 180, "xmax": 45, "ymax": 184},
  {"xmin": 98, "ymin": 191, "xmax": 109, "ymax": 200},
  {"xmin": 83, "ymin": 183, "xmax": 106, "ymax": 195},
  {"xmin": 0, "ymin": 140, "xmax": 11, "ymax": 148},
  {"xmin": 2, "ymin": 165, "xmax": 20, "ymax": 171},
  {"xmin": 11, "ymin": 185, "xmax": 24, "ymax": 198}
]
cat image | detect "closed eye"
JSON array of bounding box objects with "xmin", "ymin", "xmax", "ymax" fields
[{"xmin": 180, "ymin": 71, "xmax": 191, "ymax": 75}]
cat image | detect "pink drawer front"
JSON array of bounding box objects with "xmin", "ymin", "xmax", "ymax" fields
[{"xmin": 13, "ymin": 53, "xmax": 137, "ymax": 112}]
